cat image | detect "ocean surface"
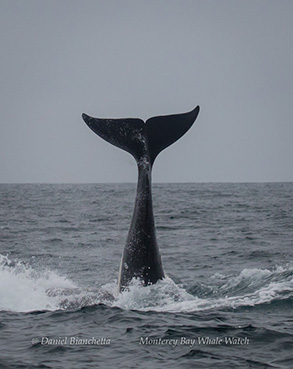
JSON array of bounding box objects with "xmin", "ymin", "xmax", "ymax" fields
[{"xmin": 0, "ymin": 183, "xmax": 292, "ymax": 369}]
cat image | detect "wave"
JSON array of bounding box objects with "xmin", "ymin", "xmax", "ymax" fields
[
  {"xmin": 0, "ymin": 254, "xmax": 78, "ymax": 312},
  {"xmin": 113, "ymin": 266, "xmax": 293, "ymax": 312},
  {"xmin": 1, "ymin": 254, "xmax": 292, "ymax": 313}
]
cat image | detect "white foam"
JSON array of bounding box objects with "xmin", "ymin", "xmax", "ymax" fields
[
  {"xmin": 0, "ymin": 254, "xmax": 77, "ymax": 312},
  {"xmin": 113, "ymin": 277, "xmax": 195, "ymax": 311},
  {"xmin": 112, "ymin": 265, "xmax": 293, "ymax": 313},
  {"xmin": 1, "ymin": 253, "xmax": 292, "ymax": 313}
]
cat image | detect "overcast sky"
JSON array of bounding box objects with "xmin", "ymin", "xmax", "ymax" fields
[{"xmin": 0, "ymin": 0, "xmax": 292, "ymax": 183}]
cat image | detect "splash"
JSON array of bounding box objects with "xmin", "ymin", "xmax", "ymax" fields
[
  {"xmin": 0, "ymin": 254, "xmax": 77, "ymax": 312},
  {"xmin": 113, "ymin": 277, "xmax": 195, "ymax": 311},
  {"xmin": 113, "ymin": 264, "xmax": 293, "ymax": 313},
  {"xmin": 1, "ymin": 254, "xmax": 292, "ymax": 313}
]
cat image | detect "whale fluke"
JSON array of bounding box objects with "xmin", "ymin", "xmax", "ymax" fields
[
  {"xmin": 82, "ymin": 106, "xmax": 199, "ymax": 165},
  {"xmin": 82, "ymin": 114, "xmax": 145, "ymax": 162}
]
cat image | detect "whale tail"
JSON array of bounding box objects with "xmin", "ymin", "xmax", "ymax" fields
[
  {"xmin": 82, "ymin": 106, "xmax": 200, "ymax": 291},
  {"xmin": 82, "ymin": 106, "xmax": 199, "ymax": 165}
]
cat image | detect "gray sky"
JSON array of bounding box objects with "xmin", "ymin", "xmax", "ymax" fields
[{"xmin": 1, "ymin": 0, "xmax": 292, "ymax": 183}]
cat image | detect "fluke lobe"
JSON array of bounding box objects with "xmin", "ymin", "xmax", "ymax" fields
[{"xmin": 82, "ymin": 106, "xmax": 200, "ymax": 292}]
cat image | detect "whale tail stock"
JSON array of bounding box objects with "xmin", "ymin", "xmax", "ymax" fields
[{"xmin": 82, "ymin": 106, "xmax": 200, "ymax": 165}]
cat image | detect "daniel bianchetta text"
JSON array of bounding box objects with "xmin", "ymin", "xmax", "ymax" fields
[
  {"xmin": 139, "ymin": 336, "xmax": 250, "ymax": 347},
  {"xmin": 31, "ymin": 337, "xmax": 111, "ymax": 346}
]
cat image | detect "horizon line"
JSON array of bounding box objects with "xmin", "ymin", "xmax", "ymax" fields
[{"xmin": 0, "ymin": 181, "xmax": 292, "ymax": 185}]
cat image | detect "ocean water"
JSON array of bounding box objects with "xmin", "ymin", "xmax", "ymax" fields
[{"xmin": 0, "ymin": 183, "xmax": 292, "ymax": 368}]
